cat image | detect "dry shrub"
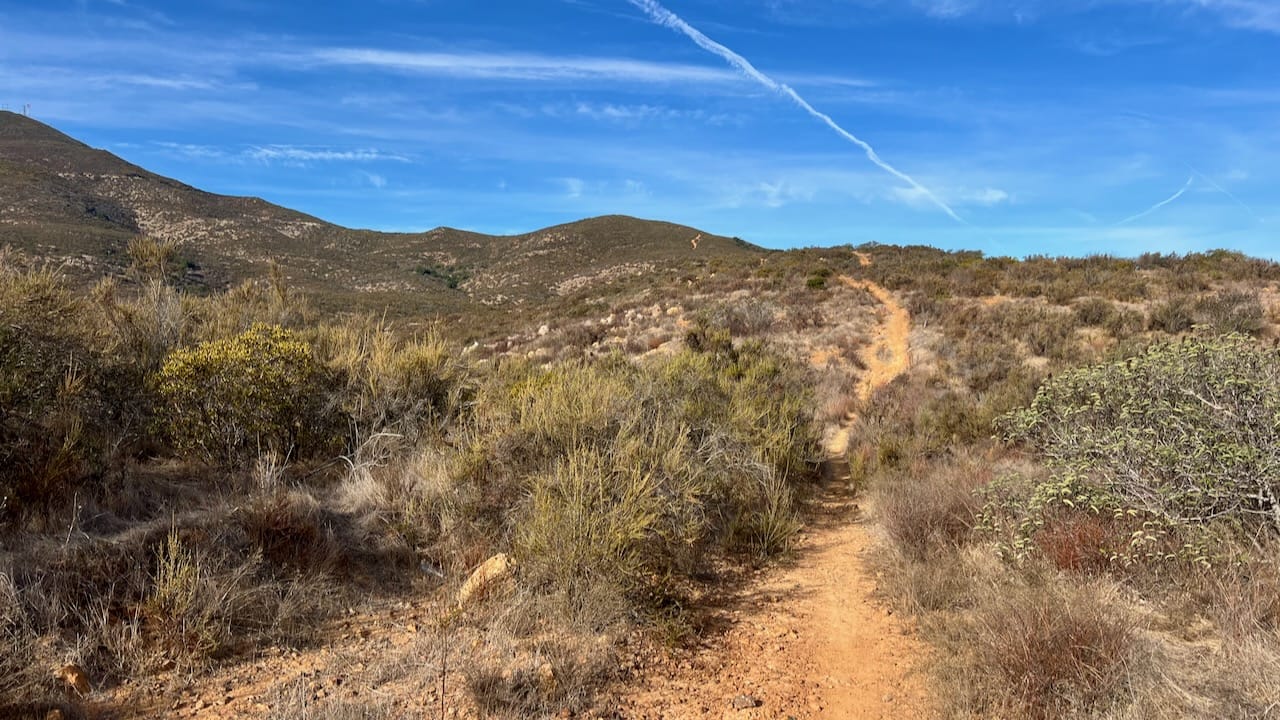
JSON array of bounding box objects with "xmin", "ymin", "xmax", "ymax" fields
[
  {"xmin": 1073, "ymin": 297, "xmax": 1117, "ymax": 327},
  {"xmin": 938, "ymin": 578, "xmax": 1139, "ymax": 719},
  {"xmin": 1147, "ymin": 297, "xmax": 1196, "ymax": 334},
  {"xmin": 311, "ymin": 317, "xmax": 472, "ymax": 445},
  {"xmin": 461, "ymin": 591, "xmax": 619, "ymax": 718},
  {"xmin": 1032, "ymin": 511, "xmax": 1116, "ymax": 574},
  {"xmin": 0, "ymin": 262, "xmax": 102, "ymax": 520},
  {"xmin": 876, "ymin": 456, "xmax": 987, "ymax": 560},
  {"xmin": 878, "ymin": 546, "xmax": 993, "ymax": 614},
  {"xmin": 239, "ymin": 491, "xmax": 335, "ymax": 573},
  {"xmin": 1195, "ymin": 287, "xmax": 1266, "ymax": 336},
  {"xmin": 190, "ymin": 263, "xmax": 313, "ymax": 341},
  {"xmin": 1184, "ymin": 551, "xmax": 1280, "ymax": 640}
]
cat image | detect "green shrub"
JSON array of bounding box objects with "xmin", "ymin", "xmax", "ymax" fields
[
  {"xmin": 1000, "ymin": 335, "xmax": 1280, "ymax": 542},
  {"xmin": 155, "ymin": 324, "xmax": 339, "ymax": 463}
]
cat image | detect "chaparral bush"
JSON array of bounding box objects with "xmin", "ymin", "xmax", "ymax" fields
[{"xmin": 155, "ymin": 323, "xmax": 340, "ymax": 463}]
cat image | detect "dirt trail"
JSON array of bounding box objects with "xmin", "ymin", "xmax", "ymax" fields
[
  {"xmin": 618, "ymin": 260, "xmax": 928, "ymax": 718},
  {"xmin": 825, "ymin": 275, "xmax": 912, "ymax": 456}
]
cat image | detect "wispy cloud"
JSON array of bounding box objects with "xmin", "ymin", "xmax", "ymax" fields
[
  {"xmin": 150, "ymin": 142, "xmax": 409, "ymax": 165},
  {"xmin": 308, "ymin": 48, "xmax": 740, "ymax": 84},
  {"xmin": 891, "ymin": 185, "xmax": 1011, "ymax": 208},
  {"xmin": 1174, "ymin": 0, "xmax": 1280, "ymax": 33},
  {"xmin": 245, "ymin": 145, "xmax": 410, "ymax": 164}
]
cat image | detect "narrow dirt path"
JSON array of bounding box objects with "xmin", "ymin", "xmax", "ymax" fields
[
  {"xmin": 616, "ymin": 262, "xmax": 929, "ymax": 719},
  {"xmin": 825, "ymin": 275, "xmax": 912, "ymax": 456}
]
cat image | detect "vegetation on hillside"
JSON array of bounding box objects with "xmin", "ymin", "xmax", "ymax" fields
[
  {"xmin": 4, "ymin": 229, "xmax": 1280, "ymax": 718},
  {"xmin": 0, "ymin": 242, "xmax": 818, "ymax": 718},
  {"xmin": 845, "ymin": 244, "xmax": 1280, "ymax": 719}
]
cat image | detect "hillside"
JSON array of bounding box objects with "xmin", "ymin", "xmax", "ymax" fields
[{"xmin": 0, "ymin": 111, "xmax": 760, "ymax": 318}]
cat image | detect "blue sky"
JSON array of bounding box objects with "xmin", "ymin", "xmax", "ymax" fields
[{"xmin": 1, "ymin": 0, "xmax": 1277, "ymax": 258}]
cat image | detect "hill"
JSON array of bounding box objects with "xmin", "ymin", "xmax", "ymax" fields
[{"xmin": 0, "ymin": 111, "xmax": 760, "ymax": 317}]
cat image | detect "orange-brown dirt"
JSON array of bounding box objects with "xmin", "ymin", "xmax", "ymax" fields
[{"xmin": 614, "ymin": 266, "xmax": 928, "ymax": 718}]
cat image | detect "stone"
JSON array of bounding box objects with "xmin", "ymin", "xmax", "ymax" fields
[
  {"xmin": 730, "ymin": 694, "xmax": 760, "ymax": 710},
  {"xmin": 56, "ymin": 664, "xmax": 90, "ymax": 695},
  {"xmin": 457, "ymin": 553, "xmax": 514, "ymax": 606}
]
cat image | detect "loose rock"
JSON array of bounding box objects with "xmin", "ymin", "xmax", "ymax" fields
[{"xmin": 457, "ymin": 553, "xmax": 514, "ymax": 606}]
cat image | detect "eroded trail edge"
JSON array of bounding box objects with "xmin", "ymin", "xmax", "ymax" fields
[{"xmin": 618, "ymin": 264, "xmax": 929, "ymax": 719}]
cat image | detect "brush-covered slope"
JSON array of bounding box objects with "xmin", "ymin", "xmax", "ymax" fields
[{"xmin": 0, "ymin": 111, "xmax": 761, "ymax": 312}]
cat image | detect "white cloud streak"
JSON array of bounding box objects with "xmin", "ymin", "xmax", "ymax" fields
[
  {"xmin": 1115, "ymin": 175, "xmax": 1193, "ymax": 225},
  {"xmin": 1189, "ymin": 167, "xmax": 1263, "ymax": 223},
  {"xmin": 310, "ymin": 48, "xmax": 738, "ymax": 84},
  {"xmin": 246, "ymin": 146, "xmax": 409, "ymax": 163},
  {"xmin": 624, "ymin": 0, "xmax": 967, "ymax": 225}
]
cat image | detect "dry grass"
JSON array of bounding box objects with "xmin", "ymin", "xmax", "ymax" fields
[
  {"xmin": 932, "ymin": 577, "xmax": 1140, "ymax": 720},
  {"xmin": 875, "ymin": 452, "xmax": 988, "ymax": 560}
]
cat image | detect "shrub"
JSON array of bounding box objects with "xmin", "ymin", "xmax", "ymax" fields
[
  {"xmin": 1147, "ymin": 296, "xmax": 1196, "ymax": 334},
  {"xmin": 1073, "ymin": 297, "xmax": 1117, "ymax": 327},
  {"xmin": 311, "ymin": 318, "xmax": 471, "ymax": 445},
  {"xmin": 0, "ymin": 264, "xmax": 102, "ymax": 518},
  {"xmin": 953, "ymin": 580, "xmax": 1138, "ymax": 719},
  {"xmin": 1196, "ymin": 288, "xmax": 1266, "ymax": 336},
  {"xmin": 155, "ymin": 324, "xmax": 340, "ymax": 463},
  {"xmin": 877, "ymin": 457, "xmax": 986, "ymax": 560},
  {"xmin": 1000, "ymin": 334, "xmax": 1280, "ymax": 539}
]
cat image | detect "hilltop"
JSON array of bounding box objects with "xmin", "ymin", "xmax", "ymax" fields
[{"xmin": 0, "ymin": 111, "xmax": 760, "ymax": 318}]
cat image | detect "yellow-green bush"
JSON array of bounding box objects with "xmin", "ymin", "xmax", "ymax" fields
[{"xmin": 155, "ymin": 324, "xmax": 339, "ymax": 462}]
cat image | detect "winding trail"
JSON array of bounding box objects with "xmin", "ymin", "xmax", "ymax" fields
[{"xmin": 617, "ymin": 257, "xmax": 928, "ymax": 718}]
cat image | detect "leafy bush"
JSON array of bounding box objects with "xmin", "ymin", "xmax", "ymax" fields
[
  {"xmin": 155, "ymin": 324, "xmax": 340, "ymax": 462},
  {"xmin": 1000, "ymin": 335, "xmax": 1280, "ymax": 540}
]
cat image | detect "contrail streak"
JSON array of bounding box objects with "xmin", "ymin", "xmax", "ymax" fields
[
  {"xmin": 625, "ymin": 0, "xmax": 967, "ymax": 225},
  {"xmin": 1186, "ymin": 165, "xmax": 1263, "ymax": 224},
  {"xmin": 1116, "ymin": 175, "xmax": 1193, "ymax": 226}
]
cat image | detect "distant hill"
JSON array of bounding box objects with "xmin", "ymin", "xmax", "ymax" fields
[{"xmin": 0, "ymin": 111, "xmax": 761, "ymax": 314}]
